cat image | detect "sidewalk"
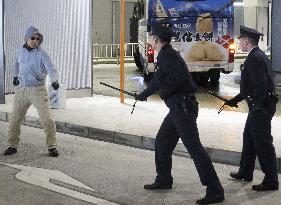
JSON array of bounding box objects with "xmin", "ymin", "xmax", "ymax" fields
[{"xmin": 0, "ymin": 94, "xmax": 280, "ymax": 171}]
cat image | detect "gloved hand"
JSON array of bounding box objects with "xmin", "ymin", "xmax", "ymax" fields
[
  {"xmin": 224, "ymin": 98, "xmax": 238, "ymax": 108},
  {"xmin": 135, "ymin": 92, "xmax": 147, "ymax": 101},
  {"xmin": 51, "ymin": 81, "xmax": 60, "ymax": 90},
  {"xmin": 13, "ymin": 77, "xmax": 19, "ymax": 86}
]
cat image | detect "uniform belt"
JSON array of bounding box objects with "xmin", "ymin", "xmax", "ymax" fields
[
  {"xmin": 246, "ymin": 91, "xmax": 279, "ymax": 105},
  {"xmin": 246, "ymin": 91, "xmax": 277, "ymax": 99}
]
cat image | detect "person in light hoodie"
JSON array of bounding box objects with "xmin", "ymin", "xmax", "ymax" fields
[{"xmin": 4, "ymin": 26, "xmax": 60, "ymax": 157}]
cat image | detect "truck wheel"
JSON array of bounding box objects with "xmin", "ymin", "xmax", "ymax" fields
[
  {"xmin": 148, "ymin": 73, "xmax": 154, "ymax": 81},
  {"xmin": 133, "ymin": 47, "xmax": 143, "ymax": 71},
  {"xmin": 200, "ymin": 75, "xmax": 209, "ymax": 86},
  {"xmin": 210, "ymin": 76, "xmax": 220, "ymax": 86},
  {"xmin": 209, "ymin": 71, "xmax": 220, "ymax": 86}
]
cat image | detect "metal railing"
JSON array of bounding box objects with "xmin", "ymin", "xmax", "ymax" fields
[{"xmin": 93, "ymin": 43, "xmax": 138, "ymax": 64}]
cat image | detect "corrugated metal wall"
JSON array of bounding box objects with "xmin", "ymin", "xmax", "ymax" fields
[{"xmin": 4, "ymin": 0, "xmax": 92, "ymax": 93}]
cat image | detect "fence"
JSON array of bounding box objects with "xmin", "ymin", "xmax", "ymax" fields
[{"xmin": 93, "ymin": 43, "xmax": 138, "ymax": 64}]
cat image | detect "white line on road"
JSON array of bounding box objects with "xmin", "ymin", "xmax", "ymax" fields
[{"xmin": 0, "ymin": 162, "xmax": 119, "ymax": 205}]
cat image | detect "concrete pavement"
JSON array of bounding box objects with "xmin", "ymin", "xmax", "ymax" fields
[{"xmin": 0, "ymin": 94, "xmax": 281, "ymax": 172}]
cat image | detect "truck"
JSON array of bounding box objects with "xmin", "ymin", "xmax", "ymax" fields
[{"xmin": 134, "ymin": 0, "xmax": 235, "ymax": 85}]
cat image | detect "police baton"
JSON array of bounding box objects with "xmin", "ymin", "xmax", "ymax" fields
[
  {"xmin": 207, "ymin": 90, "xmax": 227, "ymax": 103},
  {"xmin": 207, "ymin": 91, "xmax": 229, "ymax": 114},
  {"xmin": 206, "ymin": 90, "xmax": 239, "ymax": 109},
  {"xmin": 100, "ymin": 82, "xmax": 138, "ymax": 114},
  {"xmin": 100, "ymin": 82, "xmax": 137, "ymax": 97},
  {"xmin": 198, "ymin": 87, "xmax": 230, "ymax": 114}
]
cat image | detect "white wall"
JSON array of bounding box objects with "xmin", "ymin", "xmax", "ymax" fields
[
  {"xmin": 243, "ymin": 0, "xmax": 270, "ymax": 50},
  {"xmin": 92, "ymin": 0, "xmax": 112, "ymax": 43},
  {"xmin": 93, "ymin": 0, "xmax": 138, "ymax": 44}
]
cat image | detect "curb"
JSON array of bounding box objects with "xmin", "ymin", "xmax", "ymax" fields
[{"xmin": 0, "ymin": 111, "xmax": 280, "ymax": 173}]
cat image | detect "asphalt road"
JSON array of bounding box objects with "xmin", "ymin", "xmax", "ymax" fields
[{"xmin": 0, "ymin": 121, "xmax": 280, "ymax": 205}]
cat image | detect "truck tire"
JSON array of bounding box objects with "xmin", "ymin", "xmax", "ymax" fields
[
  {"xmin": 200, "ymin": 74, "xmax": 209, "ymax": 86},
  {"xmin": 210, "ymin": 75, "xmax": 220, "ymax": 86},
  {"xmin": 133, "ymin": 47, "xmax": 143, "ymax": 71},
  {"xmin": 191, "ymin": 72, "xmax": 208, "ymax": 86},
  {"xmin": 209, "ymin": 70, "xmax": 220, "ymax": 86}
]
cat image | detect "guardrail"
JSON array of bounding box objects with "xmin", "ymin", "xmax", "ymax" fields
[{"xmin": 93, "ymin": 43, "xmax": 138, "ymax": 64}]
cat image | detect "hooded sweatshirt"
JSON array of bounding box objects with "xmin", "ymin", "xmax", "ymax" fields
[
  {"xmin": 24, "ymin": 26, "xmax": 43, "ymax": 44},
  {"xmin": 13, "ymin": 26, "xmax": 59, "ymax": 86}
]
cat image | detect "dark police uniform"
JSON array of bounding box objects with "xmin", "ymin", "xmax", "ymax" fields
[
  {"xmin": 227, "ymin": 26, "xmax": 279, "ymax": 188},
  {"xmin": 136, "ymin": 24, "xmax": 224, "ymax": 202}
]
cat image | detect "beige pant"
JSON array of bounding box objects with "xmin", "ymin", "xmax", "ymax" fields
[{"xmin": 8, "ymin": 85, "xmax": 56, "ymax": 148}]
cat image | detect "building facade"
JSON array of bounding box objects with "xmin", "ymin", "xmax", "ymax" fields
[
  {"xmin": 92, "ymin": 0, "xmax": 138, "ymax": 44},
  {"xmin": 241, "ymin": 0, "xmax": 271, "ymax": 50}
]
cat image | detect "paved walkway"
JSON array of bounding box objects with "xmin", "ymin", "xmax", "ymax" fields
[{"xmin": 0, "ymin": 94, "xmax": 280, "ymax": 171}]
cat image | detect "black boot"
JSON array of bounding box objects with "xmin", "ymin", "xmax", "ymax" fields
[
  {"xmin": 196, "ymin": 193, "xmax": 225, "ymax": 204},
  {"xmin": 144, "ymin": 182, "xmax": 172, "ymax": 190},
  {"xmin": 48, "ymin": 148, "xmax": 59, "ymax": 157},
  {"xmin": 4, "ymin": 147, "xmax": 17, "ymax": 155},
  {"xmin": 230, "ymin": 172, "xmax": 253, "ymax": 182},
  {"xmin": 252, "ymin": 183, "xmax": 279, "ymax": 191}
]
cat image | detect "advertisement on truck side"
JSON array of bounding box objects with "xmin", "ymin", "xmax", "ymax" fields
[{"xmin": 137, "ymin": 0, "xmax": 235, "ymax": 85}]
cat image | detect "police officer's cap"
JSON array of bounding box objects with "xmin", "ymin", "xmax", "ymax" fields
[
  {"xmin": 150, "ymin": 24, "xmax": 175, "ymax": 42},
  {"xmin": 238, "ymin": 25, "xmax": 263, "ymax": 43}
]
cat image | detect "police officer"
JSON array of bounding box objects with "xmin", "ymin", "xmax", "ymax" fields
[
  {"xmin": 3, "ymin": 26, "xmax": 60, "ymax": 157},
  {"xmin": 135, "ymin": 24, "xmax": 224, "ymax": 204},
  {"xmin": 226, "ymin": 25, "xmax": 279, "ymax": 191}
]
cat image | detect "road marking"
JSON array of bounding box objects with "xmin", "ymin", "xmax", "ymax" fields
[{"xmin": 0, "ymin": 162, "xmax": 119, "ymax": 205}]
